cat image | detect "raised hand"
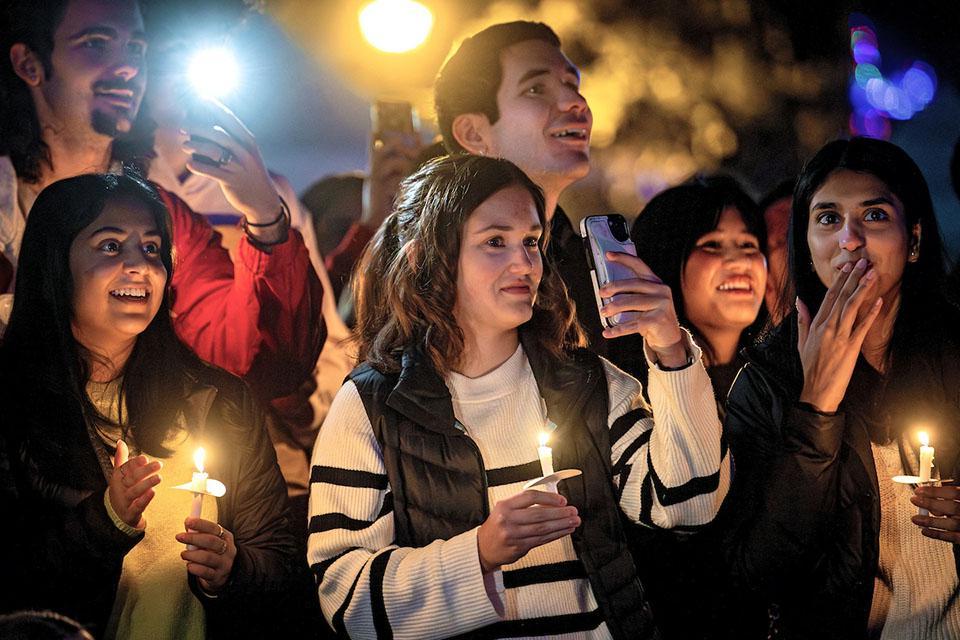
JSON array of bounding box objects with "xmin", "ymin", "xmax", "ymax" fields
[
  {"xmin": 108, "ymin": 440, "xmax": 162, "ymax": 529},
  {"xmin": 181, "ymin": 98, "xmax": 284, "ymax": 242},
  {"xmin": 176, "ymin": 517, "xmax": 237, "ymax": 593},
  {"xmin": 363, "ymin": 132, "xmax": 422, "ymax": 230},
  {"xmin": 477, "ymin": 490, "xmax": 580, "ymax": 573},
  {"xmin": 598, "ymin": 252, "xmax": 687, "ymax": 368},
  {"xmin": 797, "ymin": 258, "xmax": 883, "ymax": 413}
]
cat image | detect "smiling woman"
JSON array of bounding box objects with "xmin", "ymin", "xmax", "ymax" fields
[{"xmin": 0, "ymin": 173, "xmax": 296, "ymax": 639}]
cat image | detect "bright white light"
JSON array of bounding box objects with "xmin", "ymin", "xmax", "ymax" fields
[
  {"xmin": 188, "ymin": 47, "xmax": 239, "ymax": 99},
  {"xmin": 359, "ymin": 0, "xmax": 433, "ymax": 53}
]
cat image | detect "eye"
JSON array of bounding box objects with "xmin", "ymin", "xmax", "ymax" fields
[
  {"xmin": 864, "ymin": 208, "xmax": 889, "ymax": 222},
  {"xmin": 738, "ymin": 238, "xmax": 760, "ymax": 252},
  {"xmin": 523, "ymin": 236, "xmax": 540, "ymax": 248},
  {"xmin": 142, "ymin": 242, "xmax": 160, "ymax": 256},
  {"xmin": 81, "ymin": 37, "xmax": 109, "ymax": 51},
  {"xmin": 127, "ymin": 41, "xmax": 147, "ymax": 58},
  {"xmin": 486, "ymin": 236, "xmax": 505, "ymax": 248},
  {"xmin": 815, "ymin": 211, "xmax": 841, "ymax": 226},
  {"xmin": 98, "ymin": 240, "xmax": 121, "ymax": 254},
  {"xmin": 525, "ymin": 83, "xmax": 545, "ymax": 95},
  {"xmin": 696, "ymin": 240, "xmax": 722, "ymax": 253}
]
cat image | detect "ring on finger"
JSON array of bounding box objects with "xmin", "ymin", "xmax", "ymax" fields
[
  {"xmin": 216, "ymin": 524, "xmax": 224, "ymax": 539},
  {"xmin": 218, "ymin": 539, "xmax": 228, "ymax": 555}
]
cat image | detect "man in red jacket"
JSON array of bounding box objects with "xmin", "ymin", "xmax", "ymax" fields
[{"xmin": 0, "ymin": 0, "xmax": 324, "ymax": 400}]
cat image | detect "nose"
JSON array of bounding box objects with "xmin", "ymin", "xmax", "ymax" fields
[
  {"xmin": 114, "ymin": 50, "xmax": 143, "ymax": 83},
  {"xmin": 508, "ymin": 245, "xmax": 537, "ymax": 274},
  {"xmin": 123, "ymin": 246, "xmax": 148, "ymax": 273},
  {"xmin": 559, "ymin": 84, "xmax": 590, "ymax": 117},
  {"xmin": 838, "ymin": 219, "xmax": 865, "ymax": 252}
]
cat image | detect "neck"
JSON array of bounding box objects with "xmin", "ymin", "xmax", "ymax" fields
[
  {"xmin": 543, "ymin": 190, "xmax": 559, "ymax": 222},
  {"xmin": 154, "ymin": 125, "xmax": 189, "ymax": 179},
  {"xmin": 34, "ymin": 116, "xmax": 114, "ymax": 189},
  {"xmin": 861, "ymin": 290, "xmax": 900, "ymax": 373},
  {"xmin": 699, "ymin": 326, "xmax": 742, "ymax": 367},
  {"xmin": 455, "ymin": 328, "xmax": 519, "ymax": 378},
  {"xmin": 76, "ymin": 332, "xmax": 137, "ymax": 383}
]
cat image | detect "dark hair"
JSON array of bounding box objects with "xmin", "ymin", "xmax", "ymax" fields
[
  {"xmin": 300, "ymin": 173, "xmax": 364, "ymax": 257},
  {"xmin": 0, "ymin": 172, "xmax": 208, "ymax": 455},
  {"xmin": 353, "ymin": 154, "xmax": 584, "ymax": 374},
  {"xmin": 0, "ymin": 0, "xmax": 70, "ymax": 182},
  {"xmin": 631, "ymin": 175, "xmax": 767, "ymax": 364},
  {"xmin": 435, "ymin": 21, "xmax": 560, "ymax": 154},
  {"xmin": 0, "ymin": 610, "xmax": 93, "ymax": 640}
]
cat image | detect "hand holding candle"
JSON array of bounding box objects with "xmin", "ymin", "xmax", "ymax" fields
[{"xmin": 174, "ymin": 446, "xmax": 227, "ymax": 550}]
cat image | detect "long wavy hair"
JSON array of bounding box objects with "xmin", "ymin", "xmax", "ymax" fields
[
  {"xmin": 631, "ymin": 176, "xmax": 768, "ymax": 365},
  {"xmin": 353, "ymin": 154, "xmax": 584, "ymax": 375},
  {"xmin": 0, "ymin": 172, "xmax": 209, "ymax": 456}
]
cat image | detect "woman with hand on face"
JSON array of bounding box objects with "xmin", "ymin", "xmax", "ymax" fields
[
  {"xmin": 0, "ymin": 174, "xmax": 294, "ymax": 639},
  {"xmin": 722, "ymin": 138, "xmax": 960, "ymax": 639},
  {"xmin": 608, "ymin": 177, "xmax": 767, "ymax": 411},
  {"xmin": 308, "ymin": 155, "xmax": 729, "ymax": 640}
]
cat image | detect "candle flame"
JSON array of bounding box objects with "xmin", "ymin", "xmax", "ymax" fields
[
  {"xmin": 193, "ymin": 447, "xmax": 206, "ymax": 473},
  {"xmin": 919, "ymin": 431, "xmax": 929, "ymax": 447},
  {"xmin": 538, "ymin": 432, "xmax": 550, "ymax": 448}
]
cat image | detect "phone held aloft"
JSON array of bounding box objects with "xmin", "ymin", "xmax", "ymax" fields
[
  {"xmin": 580, "ymin": 214, "xmax": 640, "ymax": 329},
  {"xmin": 371, "ymin": 100, "xmax": 417, "ymax": 139}
]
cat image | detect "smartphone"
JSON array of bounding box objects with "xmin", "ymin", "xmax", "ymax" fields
[
  {"xmin": 371, "ymin": 100, "xmax": 417, "ymax": 138},
  {"xmin": 580, "ymin": 214, "xmax": 639, "ymax": 329},
  {"xmin": 184, "ymin": 96, "xmax": 226, "ymax": 167}
]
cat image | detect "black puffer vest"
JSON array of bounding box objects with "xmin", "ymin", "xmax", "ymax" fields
[{"xmin": 348, "ymin": 331, "xmax": 657, "ymax": 639}]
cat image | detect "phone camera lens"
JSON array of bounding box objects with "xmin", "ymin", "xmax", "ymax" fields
[{"xmin": 608, "ymin": 216, "xmax": 629, "ymax": 242}]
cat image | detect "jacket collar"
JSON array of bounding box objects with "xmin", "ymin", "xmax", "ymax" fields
[{"xmin": 385, "ymin": 330, "xmax": 604, "ymax": 436}]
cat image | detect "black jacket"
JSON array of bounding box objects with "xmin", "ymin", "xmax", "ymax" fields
[
  {"xmin": 0, "ymin": 366, "xmax": 297, "ymax": 639},
  {"xmin": 722, "ymin": 313, "xmax": 960, "ymax": 639},
  {"xmin": 348, "ymin": 331, "xmax": 658, "ymax": 639}
]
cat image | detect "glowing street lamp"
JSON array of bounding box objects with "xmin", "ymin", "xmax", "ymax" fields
[
  {"xmin": 359, "ymin": 0, "xmax": 433, "ymax": 54},
  {"xmin": 188, "ymin": 47, "xmax": 240, "ymax": 99}
]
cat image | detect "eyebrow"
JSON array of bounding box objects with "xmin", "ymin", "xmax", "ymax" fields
[
  {"xmin": 69, "ymin": 26, "xmax": 147, "ymax": 42},
  {"xmin": 811, "ymin": 196, "xmax": 896, "ymax": 211},
  {"xmin": 517, "ymin": 64, "xmax": 580, "ymax": 86},
  {"xmin": 473, "ymin": 223, "xmax": 543, "ymax": 234},
  {"xmin": 88, "ymin": 226, "xmax": 160, "ymax": 237}
]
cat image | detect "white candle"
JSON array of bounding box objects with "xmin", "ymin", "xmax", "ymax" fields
[
  {"xmin": 918, "ymin": 432, "xmax": 934, "ymax": 483},
  {"xmin": 538, "ymin": 432, "xmax": 554, "ymax": 478},
  {"xmin": 187, "ymin": 448, "xmax": 207, "ymax": 550}
]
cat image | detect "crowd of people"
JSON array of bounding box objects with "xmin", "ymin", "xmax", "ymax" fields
[{"xmin": 0, "ymin": 1, "xmax": 958, "ymax": 639}]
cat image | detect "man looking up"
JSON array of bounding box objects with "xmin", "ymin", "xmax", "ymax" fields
[
  {"xmin": 435, "ymin": 22, "xmax": 616, "ymax": 355},
  {"xmin": 0, "ymin": 0, "xmax": 324, "ymax": 401}
]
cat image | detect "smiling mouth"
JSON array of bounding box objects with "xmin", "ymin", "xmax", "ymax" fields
[
  {"xmin": 95, "ymin": 90, "xmax": 136, "ymax": 109},
  {"xmin": 716, "ymin": 282, "xmax": 754, "ymax": 293},
  {"xmin": 110, "ymin": 287, "xmax": 149, "ymax": 302},
  {"xmin": 550, "ymin": 128, "xmax": 589, "ymax": 141}
]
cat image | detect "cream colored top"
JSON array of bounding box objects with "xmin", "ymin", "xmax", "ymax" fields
[{"xmin": 88, "ymin": 379, "xmax": 216, "ymax": 640}]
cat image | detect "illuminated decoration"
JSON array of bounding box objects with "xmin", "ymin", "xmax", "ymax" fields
[
  {"xmin": 359, "ymin": 0, "xmax": 434, "ymax": 53},
  {"xmin": 188, "ymin": 47, "xmax": 240, "ymax": 99},
  {"xmin": 848, "ymin": 17, "xmax": 937, "ymax": 140}
]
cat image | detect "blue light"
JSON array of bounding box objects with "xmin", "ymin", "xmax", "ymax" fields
[
  {"xmin": 902, "ymin": 63, "xmax": 936, "ymax": 106},
  {"xmin": 853, "ymin": 41, "xmax": 880, "ymax": 66}
]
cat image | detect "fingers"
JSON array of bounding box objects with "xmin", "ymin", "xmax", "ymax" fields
[
  {"xmin": 816, "ymin": 260, "xmax": 852, "ymax": 323},
  {"xmin": 182, "ymin": 129, "xmax": 244, "ymax": 165},
  {"xmin": 604, "ymin": 252, "xmax": 659, "ymax": 281},
  {"xmin": 912, "ymin": 490, "xmax": 960, "ymax": 518},
  {"xmin": 115, "ymin": 440, "xmax": 129, "ymax": 469},
  {"xmin": 796, "ymin": 297, "xmax": 811, "ymax": 349},
  {"xmin": 124, "ymin": 458, "xmax": 162, "ymax": 489},
  {"xmin": 501, "ymin": 489, "xmax": 567, "ymax": 509},
  {"xmin": 598, "ymin": 277, "xmax": 667, "ymax": 299},
  {"xmin": 836, "ymin": 265, "xmax": 878, "ymax": 333}
]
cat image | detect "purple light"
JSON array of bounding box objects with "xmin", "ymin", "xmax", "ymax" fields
[
  {"xmin": 902, "ymin": 63, "xmax": 937, "ymax": 106},
  {"xmin": 864, "ymin": 77, "xmax": 887, "ymax": 110},
  {"xmin": 853, "ymin": 41, "xmax": 880, "ymax": 65},
  {"xmin": 862, "ymin": 110, "xmax": 890, "ymax": 139},
  {"xmin": 883, "ymin": 84, "xmax": 914, "ymax": 120},
  {"xmin": 850, "ymin": 80, "xmax": 872, "ymax": 111}
]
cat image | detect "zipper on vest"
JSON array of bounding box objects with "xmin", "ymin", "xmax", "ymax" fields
[{"xmin": 453, "ymin": 420, "xmax": 490, "ymax": 519}]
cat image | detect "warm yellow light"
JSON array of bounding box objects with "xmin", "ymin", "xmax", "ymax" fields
[
  {"xmin": 919, "ymin": 431, "xmax": 929, "ymax": 447},
  {"xmin": 359, "ymin": 0, "xmax": 433, "ymax": 53},
  {"xmin": 193, "ymin": 447, "xmax": 206, "ymax": 473},
  {"xmin": 538, "ymin": 432, "xmax": 550, "ymax": 448}
]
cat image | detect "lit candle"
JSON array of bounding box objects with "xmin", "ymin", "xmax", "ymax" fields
[
  {"xmin": 188, "ymin": 447, "xmax": 208, "ymax": 550},
  {"xmin": 918, "ymin": 432, "xmax": 934, "ymax": 483},
  {"xmin": 538, "ymin": 432, "xmax": 554, "ymax": 478}
]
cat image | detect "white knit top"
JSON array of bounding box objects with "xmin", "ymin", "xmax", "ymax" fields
[
  {"xmin": 308, "ymin": 340, "xmax": 729, "ymax": 639},
  {"xmin": 868, "ymin": 440, "xmax": 960, "ymax": 639}
]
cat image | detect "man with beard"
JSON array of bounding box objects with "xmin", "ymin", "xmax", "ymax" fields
[{"xmin": 0, "ymin": 0, "xmax": 325, "ymax": 403}]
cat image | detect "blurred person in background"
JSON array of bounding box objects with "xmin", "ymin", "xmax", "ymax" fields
[{"xmin": 758, "ymin": 178, "xmax": 795, "ymax": 325}]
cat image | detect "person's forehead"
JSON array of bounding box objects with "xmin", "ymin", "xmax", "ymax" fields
[
  {"xmin": 57, "ymin": 0, "xmax": 144, "ymax": 38},
  {"xmin": 499, "ymin": 39, "xmax": 579, "ymax": 82}
]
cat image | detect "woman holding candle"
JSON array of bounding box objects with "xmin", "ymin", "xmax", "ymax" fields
[
  {"xmin": 721, "ymin": 137, "xmax": 960, "ymax": 638},
  {"xmin": 308, "ymin": 155, "xmax": 730, "ymax": 639},
  {"xmin": 0, "ymin": 174, "xmax": 295, "ymax": 639}
]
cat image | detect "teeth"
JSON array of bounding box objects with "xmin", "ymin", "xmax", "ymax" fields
[
  {"xmin": 718, "ymin": 283, "xmax": 751, "ymax": 291},
  {"xmin": 111, "ymin": 288, "xmax": 147, "ymax": 298},
  {"xmin": 552, "ymin": 129, "xmax": 586, "ymax": 139}
]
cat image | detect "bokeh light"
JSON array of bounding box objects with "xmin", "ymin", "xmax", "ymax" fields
[
  {"xmin": 359, "ymin": 0, "xmax": 434, "ymax": 53},
  {"xmin": 188, "ymin": 47, "xmax": 239, "ymax": 99}
]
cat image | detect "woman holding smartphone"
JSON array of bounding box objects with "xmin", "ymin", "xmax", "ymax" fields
[
  {"xmin": 723, "ymin": 137, "xmax": 960, "ymax": 638},
  {"xmin": 608, "ymin": 177, "xmax": 767, "ymax": 409},
  {"xmin": 0, "ymin": 174, "xmax": 295, "ymax": 639},
  {"xmin": 308, "ymin": 155, "xmax": 729, "ymax": 639}
]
